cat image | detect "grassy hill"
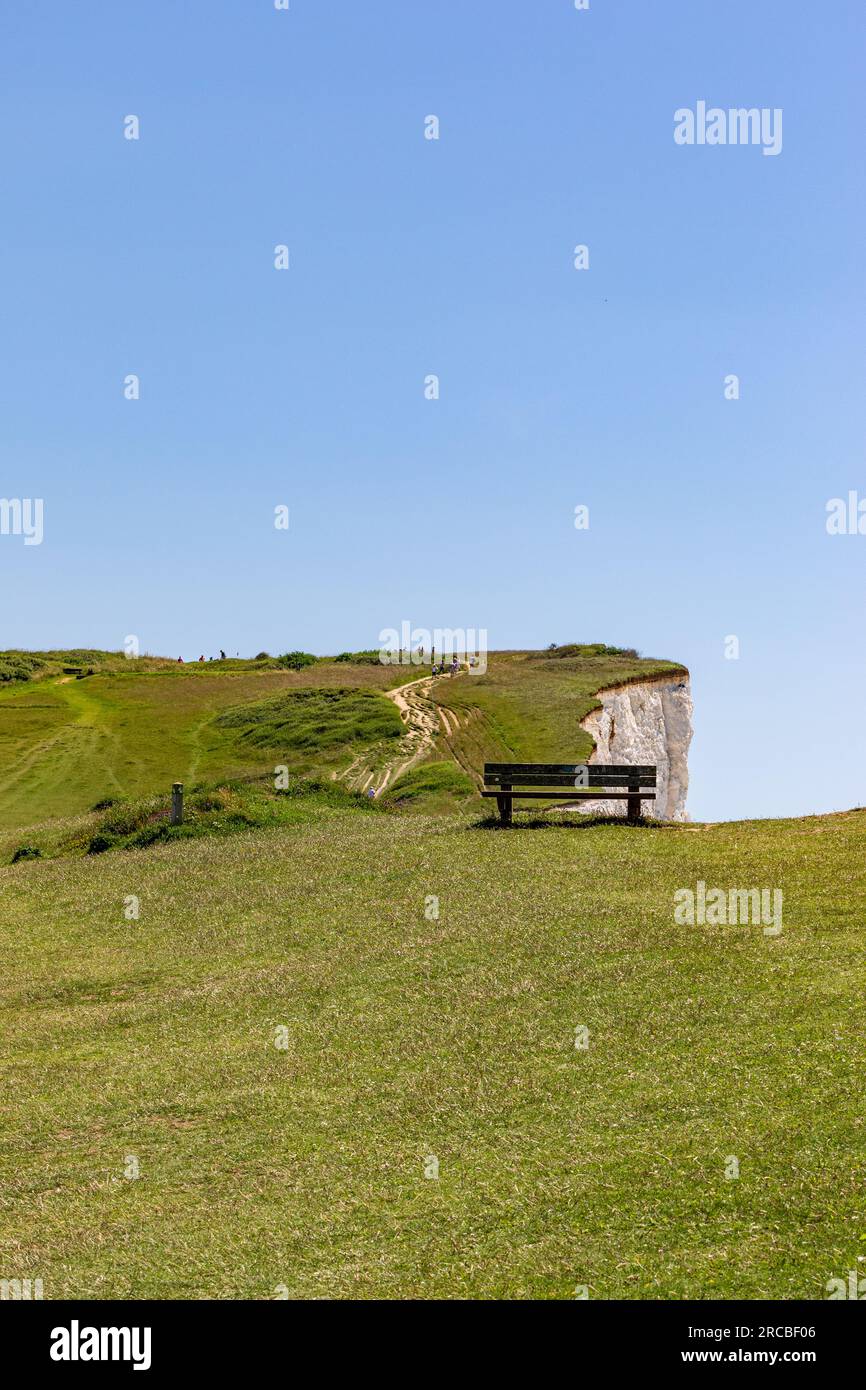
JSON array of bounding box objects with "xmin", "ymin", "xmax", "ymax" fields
[
  {"xmin": 431, "ymin": 647, "xmax": 687, "ymax": 782},
  {"xmin": 0, "ymin": 652, "xmax": 414, "ymax": 831},
  {"xmin": 1, "ymin": 641, "xmax": 864, "ymax": 1301},
  {"xmin": 0, "ymin": 646, "xmax": 684, "ymax": 832},
  {"xmin": 1, "ymin": 796, "xmax": 864, "ymax": 1299}
]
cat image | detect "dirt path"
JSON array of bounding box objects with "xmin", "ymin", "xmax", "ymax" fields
[{"xmin": 343, "ymin": 675, "xmax": 441, "ymax": 796}]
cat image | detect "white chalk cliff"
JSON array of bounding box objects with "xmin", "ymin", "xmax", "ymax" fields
[{"xmin": 578, "ymin": 674, "xmax": 693, "ymax": 820}]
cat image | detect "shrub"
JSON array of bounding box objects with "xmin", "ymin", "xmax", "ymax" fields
[
  {"xmin": 0, "ymin": 650, "xmax": 114, "ymax": 683},
  {"xmin": 540, "ymin": 643, "xmax": 639, "ymax": 660},
  {"xmin": 95, "ymin": 800, "xmax": 164, "ymax": 838},
  {"xmin": 87, "ymin": 834, "xmax": 116, "ymax": 855},
  {"xmin": 275, "ymin": 774, "xmax": 326, "ymax": 797},
  {"xmin": 190, "ymin": 787, "xmax": 233, "ymax": 813},
  {"xmin": 12, "ymin": 844, "xmax": 42, "ymax": 862},
  {"xmin": 333, "ymin": 650, "xmax": 381, "ymax": 665},
  {"xmin": 0, "ymin": 653, "xmax": 43, "ymax": 682},
  {"xmin": 274, "ymin": 651, "xmax": 317, "ymax": 670},
  {"xmin": 126, "ymin": 823, "xmax": 193, "ymax": 850}
]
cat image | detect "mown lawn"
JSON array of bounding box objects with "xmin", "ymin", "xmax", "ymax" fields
[{"xmin": 1, "ymin": 803, "xmax": 864, "ymax": 1299}]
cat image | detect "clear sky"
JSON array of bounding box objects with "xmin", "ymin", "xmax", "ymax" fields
[{"xmin": 1, "ymin": 1, "xmax": 864, "ymax": 822}]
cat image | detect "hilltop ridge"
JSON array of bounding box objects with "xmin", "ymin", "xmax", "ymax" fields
[{"xmin": 0, "ymin": 645, "xmax": 687, "ymax": 834}]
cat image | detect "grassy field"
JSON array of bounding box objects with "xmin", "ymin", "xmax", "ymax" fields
[
  {"xmin": 0, "ymin": 655, "xmax": 417, "ymax": 831},
  {"xmin": 429, "ymin": 649, "xmax": 687, "ymax": 787},
  {"xmin": 0, "ymin": 646, "xmax": 683, "ymax": 831},
  {"xmin": 4, "ymin": 642, "xmax": 861, "ymax": 1301},
  {"xmin": 1, "ymin": 798, "xmax": 865, "ymax": 1300}
]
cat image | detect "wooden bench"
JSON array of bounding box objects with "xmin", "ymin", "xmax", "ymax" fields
[{"xmin": 482, "ymin": 762, "xmax": 656, "ymax": 826}]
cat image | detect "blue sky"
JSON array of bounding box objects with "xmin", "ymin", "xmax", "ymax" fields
[{"xmin": 1, "ymin": 1, "xmax": 864, "ymax": 822}]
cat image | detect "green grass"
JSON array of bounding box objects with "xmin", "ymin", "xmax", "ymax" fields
[
  {"xmin": 0, "ymin": 646, "xmax": 683, "ymax": 830},
  {"xmin": 1, "ymin": 801, "xmax": 864, "ymax": 1299},
  {"xmin": 421, "ymin": 650, "xmax": 687, "ymax": 798},
  {"xmin": 433, "ymin": 649, "xmax": 687, "ymax": 768},
  {"xmin": 0, "ymin": 649, "xmax": 124, "ymax": 683},
  {"xmin": 382, "ymin": 760, "xmax": 476, "ymax": 809},
  {"xmin": 2, "ymin": 640, "xmax": 860, "ymax": 1300},
  {"xmin": 0, "ymin": 658, "xmax": 419, "ymax": 830},
  {"xmin": 215, "ymin": 687, "xmax": 403, "ymax": 756},
  {"xmin": 72, "ymin": 779, "xmax": 379, "ymax": 859}
]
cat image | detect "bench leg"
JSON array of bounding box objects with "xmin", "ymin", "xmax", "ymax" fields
[
  {"xmin": 497, "ymin": 794, "xmax": 512, "ymax": 827},
  {"xmin": 626, "ymin": 793, "xmax": 640, "ymax": 823}
]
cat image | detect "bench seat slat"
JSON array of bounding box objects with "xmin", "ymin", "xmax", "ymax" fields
[
  {"xmin": 485, "ymin": 772, "xmax": 656, "ymax": 788},
  {"xmin": 484, "ymin": 762, "xmax": 656, "ymax": 777}
]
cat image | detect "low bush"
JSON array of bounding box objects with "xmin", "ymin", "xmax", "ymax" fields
[
  {"xmin": 274, "ymin": 651, "xmax": 318, "ymax": 671},
  {"xmin": 540, "ymin": 643, "xmax": 639, "ymax": 660},
  {"xmin": 52, "ymin": 776, "xmax": 379, "ymax": 859},
  {"xmin": 87, "ymin": 834, "xmax": 117, "ymax": 855},
  {"xmin": 0, "ymin": 653, "xmax": 45, "ymax": 682}
]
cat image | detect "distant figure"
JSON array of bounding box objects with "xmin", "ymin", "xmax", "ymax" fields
[
  {"xmin": 220, "ymin": 650, "xmax": 226, "ymax": 660},
  {"xmin": 450, "ymin": 657, "xmax": 459, "ymax": 676},
  {"xmin": 366, "ymin": 787, "xmax": 376, "ymax": 798},
  {"xmin": 177, "ymin": 656, "xmax": 183, "ymax": 663},
  {"xmin": 198, "ymin": 654, "xmax": 204, "ymax": 662},
  {"xmin": 431, "ymin": 664, "xmax": 439, "ymax": 676}
]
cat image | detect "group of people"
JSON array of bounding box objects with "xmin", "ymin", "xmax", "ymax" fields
[
  {"xmin": 176, "ymin": 650, "xmax": 228, "ymax": 664},
  {"xmin": 431, "ymin": 656, "xmax": 462, "ymax": 677}
]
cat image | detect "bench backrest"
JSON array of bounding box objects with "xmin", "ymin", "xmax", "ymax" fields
[{"xmin": 484, "ymin": 762, "xmax": 656, "ymax": 789}]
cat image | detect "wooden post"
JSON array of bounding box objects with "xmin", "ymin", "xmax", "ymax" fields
[
  {"xmin": 498, "ymin": 780, "xmax": 512, "ymax": 827},
  {"xmin": 626, "ymin": 777, "xmax": 640, "ymax": 824},
  {"xmin": 171, "ymin": 782, "xmax": 184, "ymax": 825}
]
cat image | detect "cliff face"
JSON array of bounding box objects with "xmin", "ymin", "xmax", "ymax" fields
[{"xmin": 579, "ymin": 675, "xmax": 693, "ymax": 820}]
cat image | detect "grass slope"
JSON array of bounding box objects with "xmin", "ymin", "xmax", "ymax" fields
[
  {"xmin": 0, "ymin": 659, "xmax": 414, "ymax": 831},
  {"xmin": 0, "ymin": 647, "xmax": 683, "ymax": 831},
  {"xmin": 422, "ymin": 649, "xmax": 687, "ymax": 795},
  {"xmin": 215, "ymin": 688, "xmax": 403, "ymax": 755},
  {"xmin": 432, "ymin": 649, "xmax": 687, "ymax": 771},
  {"xmin": 2, "ymin": 802, "xmax": 864, "ymax": 1300}
]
